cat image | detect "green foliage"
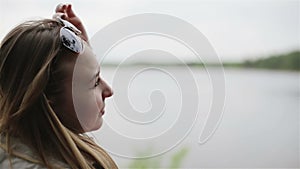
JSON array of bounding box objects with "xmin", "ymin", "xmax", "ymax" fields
[
  {"xmin": 169, "ymin": 147, "xmax": 189, "ymax": 168},
  {"xmin": 128, "ymin": 147, "xmax": 189, "ymax": 169},
  {"xmin": 128, "ymin": 157, "xmax": 161, "ymax": 169},
  {"xmin": 243, "ymin": 51, "xmax": 300, "ymax": 71},
  {"xmin": 102, "ymin": 50, "xmax": 300, "ymax": 71}
]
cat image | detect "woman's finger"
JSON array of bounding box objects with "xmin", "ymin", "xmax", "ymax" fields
[
  {"xmin": 66, "ymin": 4, "xmax": 76, "ymax": 18},
  {"xmin": 55, "ymin": 3, "xmax": 66, "ymax": 13},
  {"xmin": 52, "ymin": 12, "xmax": 67, "ymax": 20}
]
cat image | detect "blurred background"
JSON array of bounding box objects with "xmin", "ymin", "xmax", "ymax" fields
[{"xmin": 1, "ymin": 0, "xmax": 299, "ymax": 168}]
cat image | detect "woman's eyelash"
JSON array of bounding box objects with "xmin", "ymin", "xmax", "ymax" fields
[{"xmin": 94, "ymin": 77, "xmax": 101, "ymax": 87}]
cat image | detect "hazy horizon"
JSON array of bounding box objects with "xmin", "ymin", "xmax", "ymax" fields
[{"xmin": 0, "ymin": 0, "xmax": 299, "ymax": 62}]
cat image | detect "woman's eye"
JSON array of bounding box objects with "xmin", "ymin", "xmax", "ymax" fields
[{"xmin": 94, "ymin": 77, "xmax": 101, "ymax": 87}]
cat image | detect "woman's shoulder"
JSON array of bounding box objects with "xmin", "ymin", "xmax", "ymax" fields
[
  {"xmin": 0, "ymin": 136, "xmax": 70, "ymax": 169},
  {"xmin": 0, "ymin": 146, "xmax": 70, "ymax": 169},
  {"xmin": 0, "ymin": 147, "xmax": 46, "ymax": 169}
]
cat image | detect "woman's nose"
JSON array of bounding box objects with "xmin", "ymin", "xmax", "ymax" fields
[{"xmin": 101, "ymin": 80, "xmax": 113, "ymax": 99}]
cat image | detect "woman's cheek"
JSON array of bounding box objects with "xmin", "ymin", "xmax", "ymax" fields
[
  {"xmin": 73, "ymin": 89, "xmax": 99, "ymax": 129},
  {"xmin": 85, "ymin": 90, "xmax": 101, "ymax": 117},
  {"xmin": 95, "ymin": 88, "xmax": 104, "ymax": 109}
]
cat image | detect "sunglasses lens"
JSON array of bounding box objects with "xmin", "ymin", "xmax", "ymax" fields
[
  {"xmin": 60, "ymin": 28, "xmax": 83, "ymax": 53},
  {"xmin": 57, "ymin": 17, "xmax": 81, "ymax": 35}
]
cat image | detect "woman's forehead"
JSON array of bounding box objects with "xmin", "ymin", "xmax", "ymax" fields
[
  {"xmin": 78, "ymin": 43, "xmax": 99, "ymax": 70},
  {"xmin": 70, "ymin": 43, "xmax": 100, "ymax": 85}
]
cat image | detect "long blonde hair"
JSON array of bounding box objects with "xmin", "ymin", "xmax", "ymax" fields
[{"xmin": 0, "ymin": 19, "xmax": 118, "ymax": 169}]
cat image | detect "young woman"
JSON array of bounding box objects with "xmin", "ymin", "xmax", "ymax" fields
[{"xmin": 0, "ymin": 4, "xmax": 118, "ymax": 169}]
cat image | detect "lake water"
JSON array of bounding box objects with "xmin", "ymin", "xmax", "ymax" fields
[{"xmin": 90, "ymin": 67, "xmax": 299, "ymax": 168}]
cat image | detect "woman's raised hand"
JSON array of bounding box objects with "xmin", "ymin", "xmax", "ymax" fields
[{"xmin": 54, "ymin": 4, "xmax": 89, "ymax": 42}]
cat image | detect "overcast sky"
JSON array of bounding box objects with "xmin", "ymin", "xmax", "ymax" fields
[{"xmin": 0, "ymin": 0, "xmax": 299, "ymax": 62}]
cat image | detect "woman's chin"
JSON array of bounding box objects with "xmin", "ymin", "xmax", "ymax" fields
[{"xmin": 84, "ymin": 117, "xmax": 103, "ymax": 132}]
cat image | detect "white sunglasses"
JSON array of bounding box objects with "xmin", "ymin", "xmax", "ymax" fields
[{"xmin": 57, "ymin": 17, "xmax": 83, "ymax": 54}]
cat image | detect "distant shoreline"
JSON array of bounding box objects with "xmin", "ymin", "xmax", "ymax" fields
[{"xmin": 101, "ymin": 51, "xmax": 300, "ymax": 71}]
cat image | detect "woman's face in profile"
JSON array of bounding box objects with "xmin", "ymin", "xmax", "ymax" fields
[{"xmin": 55, "ymin": 42, "xmax": 113, "ymax": 132}]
